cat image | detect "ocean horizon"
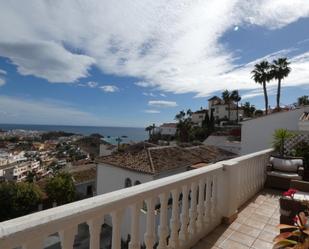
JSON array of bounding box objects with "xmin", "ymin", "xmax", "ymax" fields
[{"xmin": 0, "ymin": 123, "xmax": 148, "ymax": 143}]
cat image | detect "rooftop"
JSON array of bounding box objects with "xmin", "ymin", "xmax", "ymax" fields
[{"xmin": 97, "ymin": 143, "xmax": 236, "ymax": 174}]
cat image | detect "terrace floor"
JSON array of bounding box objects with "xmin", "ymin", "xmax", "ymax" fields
[{"xmin": 193, "ymin": 189, "xmax": 281, "ymax": 249}]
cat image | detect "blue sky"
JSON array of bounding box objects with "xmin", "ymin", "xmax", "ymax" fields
[{"xmin": 0, "ymin": 1, "xmax": 308, "ymax": 127}]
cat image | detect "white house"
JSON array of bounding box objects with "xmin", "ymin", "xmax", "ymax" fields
[
  {"xmin": 241, "ymin": 106, "xmax": 309, "ymax": 155},
  {"xmin": 208, "ymin": 96, "xmax": 243, "ymax": 121},
  {"xmin": 158, "ymin": 123, "xmax": 177, "ymax": 136},
  {"xmin": 96, "ymin": 142, "xmax": 235, "ymax": 242},
  {"xmin": 191, "ymin": 109, "xmax": 208, "ymax": 127}
]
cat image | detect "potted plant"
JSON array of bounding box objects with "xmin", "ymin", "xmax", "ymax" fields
[{"xmin": 272, "ymin": 128, "xmax": 295, "ymax": 158}]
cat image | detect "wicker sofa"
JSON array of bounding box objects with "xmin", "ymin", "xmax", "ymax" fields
[{"xmin": 265, "ymin": 156, "xmax": 304, "ymax": 190}]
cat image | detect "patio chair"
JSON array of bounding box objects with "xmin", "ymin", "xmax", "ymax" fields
[{"xmin": 265, "ymin": 156, "xmax": 304, "ymax": 190}]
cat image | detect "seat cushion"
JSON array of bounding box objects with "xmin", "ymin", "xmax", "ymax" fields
[
  {"xmin": 270, "ymin": 157, "xmax": 303, "ymax": 172},
  {"xmin": 267, "ymin": 170, "xmax": 302, "ymax": 180},
  {"xmin": 293, "ymin": 191, "xmax": 309, "ymax": 201}
]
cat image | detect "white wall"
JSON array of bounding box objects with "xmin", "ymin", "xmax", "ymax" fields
[
  {"xmin": 241, "ymin": 107, "xmax": 309, "ymax": 155},
  {"xmin": 160, "ymin": 127, "xmax": 177, "ymax": 136}
]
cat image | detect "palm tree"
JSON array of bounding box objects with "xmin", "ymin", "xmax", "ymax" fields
[
  {"xmin": 251, "ymin": 60, "xmax": 272, "ymax": 115},
  {"xmin": 222, "ymin": 90, "xmax": 232, "ymax": 120},
  {"xmin": 271, "ymin": 58, "xmax": 291, "ymax": 111},
  {"xmin": 242, "ymin": 102, "xmax": 256, "ymax": 118},
  {"xmin": 145, "ymin": 125, "xmax": 153, "ymax": 140},
  {"xmin": 231, "ymin": 90, "xmax": 241, "ymax": 122}
]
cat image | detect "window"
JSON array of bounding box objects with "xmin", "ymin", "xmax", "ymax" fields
[
  {"xmin": 125, "ymin": 178, "xmax": 132, "ymax": 188},
  {"xmin": 134, "ymin": 180, "xmax": 141, "ymax": 185}
]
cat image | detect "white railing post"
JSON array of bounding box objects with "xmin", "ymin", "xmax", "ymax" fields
[
  {"xmin": 87, "ymin": 218, "xmax": 103, "ymax": 249},
  {"xmin": 179, "ymin": 185, "xmax": 189, "ymax": 246},
  {"xmin": 111, "ymin": 210, "xmax": 123, "ymax": 249},
  {"xmin": 59, "ymin": 226, "xmax": 77, "ymax": 249},
  {"xmin": 211, "ymin": 175, "xmax": 217, "ymax": 221},
  {"xmin": 188, "ymin": 182, "xmax": 197, "ymax": 239},
  {"xmin": 144, "ymin": 197, "xmax": 156, "ymax": 249},
  {"xmin": 129, "ymin": 203, "xmax": 141, "ymax": 249},
  {"xmin": 22, "ymin": 238, "xmax": 44, "ymax": 249},
  {"xmin": 197, "ymin": 178, "xmax": 205, "ymax": 235},
  {"xmin": 168, "ymin": 188, "xmax": 180, "ymax": 249},
  {"xmin": 158, "ymin": 192, "xmax": 169, "ymax": 249},
  {"xmin": 203, "ymin": 177, "xmax": 211, "ymax": 226}
]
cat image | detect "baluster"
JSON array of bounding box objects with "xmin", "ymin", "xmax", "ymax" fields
[
  {"xmin": 129, "ymin": 203, "xmax": 140, "ymax": 249},
  {"xmin": 168, "ymin": 188, "xmax": 180, "ymax": 249},
  {"xmin": 22, "ymin": 238, "xmax": 44, "ymax": 249},
  {"xmin": 111, "ymin": 210, "xmax": 123, "ymax": 249},
  {"xmin": 197, "ymin": 178, "xmax": 205, "ymax": 234},
  {"xmin": 59, "ymin": 226, "xmax": 77, "ymax": 249},
  {"xmin": 211, "ymin": 176, "xmax": 217, "ymax": 221},
  {"xmin": 179, "ymin": 185, "xmax": 189, "ymax": 246},
  {"xmin": 188, "ymin": 182, "xmax": 197, "ymax": 238},
  {"xmin": 144, "ymin": 197, "xmax": 156, "ymax": 249},
  {"xmin": 203, "ymin": 177, "xmax": 211, "ymax": 226},
  {"xmin": 157, "ymin": 192, "xmax": 169, "ymax": 249},
  {"xmin": 87, "ymin": 218, "xmax": 103, "ymax": 249}
]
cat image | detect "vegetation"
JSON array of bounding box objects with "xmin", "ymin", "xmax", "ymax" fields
[
  {"xmin": 222, "ymin": 90, "xmax": 232, "ymax": 120},
  {"xmin": 251, "ymin": 60, "xmax": 272, "ymax": 115},
  {"xmin": 75, "ymin": 135, "xmax": 101, "ymax": 158},
  {"xmin": 272, "ymin": 129, "xmax": 295, "ymax": 157},
  {"xmin": 41, "ymin": 131, "xmax": 75, "ymax": 141},
  {"xmin": 231, "ymin": 90, "xmax": 241, "ymax": 122},
  {"xmin": 293, "ymin": 141, "xmax": 309, "ymax": 169},
  {"xmin": 271, "ymin": 58, "xmax": 291, "ymax": 111},
  {"xmin": 175, "ymin": 110, "xmax": 193, "ymax": 142},
  {"xmin": 145, "ymin": 125, "xmax": 153, "ymax": 140},
  {"xmin": 242, "ymin": 102, "xmax": 256, "ymax": 118},
  {"xmin": 0, "ymin": 182, "xmax": 43, "ymax": 221},
  {"xmin": 45, "ymin": 172, "xmax": 76, "ymax": 205},
  {"xmin": 298, "ymin": 95, "xmax": 309, "ymax": 106}
]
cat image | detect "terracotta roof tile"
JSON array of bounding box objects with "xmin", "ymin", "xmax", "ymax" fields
[{"xmin": 97, "ymin": 143, "xmax": 235, "ymax": 175}]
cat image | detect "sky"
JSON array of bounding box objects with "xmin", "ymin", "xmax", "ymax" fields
[{"xmin": 0, "ymin": 0, "xmax": 308, "ymax": 127}]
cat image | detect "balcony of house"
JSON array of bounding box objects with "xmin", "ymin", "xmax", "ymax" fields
[{"xmin": 0, "ymin": 148, "xmax": 276, "ymax": 249}]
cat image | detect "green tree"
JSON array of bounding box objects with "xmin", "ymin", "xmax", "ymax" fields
[
  {"xmin": 242, "ymin": 102, "xmax": 256, "ymax": 118},
  {"xmin": 251, "ymin": 60, "xmax": 272, "ymax": 115},
  {"xmin": 297, "ymin": 95, "xmax": 309, "ymax": 106},
  {"xmin": 145, "ymin": 125, "xmax": 153, "ymax": 140},
  {"xmin": 0, "ymin": 182, "xmax": 43, "ymax": 221},
  {"xmin": 45, "ymin": 172, "xmax": 76, "ymax": 205},
  {"xmin": 26, "ymin": 170, "xmax": 37, "ymax": 183},
  {"xmin": 175, "ymin": 110, "xmax": 193, "ymax": 142},
  {"xmin": 222, "ymin": 90, "xmax": 232, "ymax": 120},
  {"xmin": 231, "ymin": 90, "xmax": 241, "ymax": 122},
  {"xmin": 271, "ymin": 58, "xmax": 291, "ymax": 111}
]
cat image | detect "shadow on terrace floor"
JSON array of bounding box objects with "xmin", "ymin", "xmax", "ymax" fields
[{"xmin": 193, "ymin": 188, "xmax": 282, "ymax": 249}]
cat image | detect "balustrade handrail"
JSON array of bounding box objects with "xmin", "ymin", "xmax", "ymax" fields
[{"xmin": 0, "ymin": 148, "xmax": 273, "ymax": 247}]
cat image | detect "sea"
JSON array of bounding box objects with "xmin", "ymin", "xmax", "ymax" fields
[{"xmin": 0, "ymin": 124, "xmax": 148, "ymax": 145}]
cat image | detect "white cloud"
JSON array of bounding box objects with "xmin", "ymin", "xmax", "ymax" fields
[
  {"xmin": 0, "ymin": 41, "xmax": 94, "ymax": 83},
  {"xmin": 86, "ymin": 81, "xmax": 98, "ymax": 88},
  {"xmin": 0, "ymin": 0, "xmax": 308, "ymax": 93},
  {"xmin": 143, "ymin": 92, "xmax": 156, "ymax": 97},
  {"xmin": 234, "ymin": 26, "xmax": 239, "ymax": 31},
  {"xmin": 0, "ymin": 68, "xmax": 6, "ymax": 86},
  {"xmin": 100, "ymin": 85, "xmax": 119, "ymax": 93},
  {"xmin": 148, "ymin": 100, "xmax": 177, "ymax": 108},
  {"xmin": 144, "ymin": 109, "xmax": 160, "ymax": 114},
  {"xmin": 160, "ymin": 93, "xmax": 167, "ymax": 97},
  {"xmin": 0, "ymin": 95, "xmax": 103, "ymax": 125}
]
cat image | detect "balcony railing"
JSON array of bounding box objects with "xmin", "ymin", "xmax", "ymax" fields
[{"xmin": 0, "ymin": 148, "xmax": 272, "ymax": 249}]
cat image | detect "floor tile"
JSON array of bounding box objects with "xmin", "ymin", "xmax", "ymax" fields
[
  {"xmin": 228, "ymin": 231, "xmax": 255, "ymax": 247},
  {"xmin": 251, "ymin": 239, "xmax": 273, "ymax": 249},
  {"xmin": 219, "ymin": 239, "xmax": 250, "ymax": 249}
]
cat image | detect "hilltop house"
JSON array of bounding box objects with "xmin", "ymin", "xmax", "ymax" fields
[
  {"xmin": 96, "ymin": 142, "xmax": 235, "ymax": 242},
  {"xmin": 158, "ymin": 123, "xmax": 177, "ymax": 136},
  {"xmin": 191, "ymin": 109, "xmax": 208, "ymax": 127},
  {"xmin": 208, "ymin": 96, "xmax": 243, "ymax": 122}
]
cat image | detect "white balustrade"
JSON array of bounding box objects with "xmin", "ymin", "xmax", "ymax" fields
[{"xmin": 0, "ymin": 148, "xmax": 273, "ymax": 249}]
